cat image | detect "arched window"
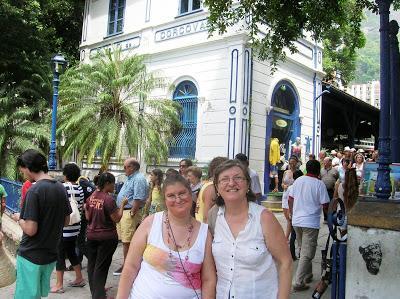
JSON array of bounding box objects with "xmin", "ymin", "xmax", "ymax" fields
[{"xmin": 169, "ymin": 81, "xmax": 198, "ymax": 158}]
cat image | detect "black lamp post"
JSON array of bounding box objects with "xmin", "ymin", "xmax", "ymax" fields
[
  {"xmin": 375, "ymin": 0, "xmax": 393, "ymax": 199},
  {"xmin": 48, "ymin": 53, "xmax": 67, "ymax": 170}
]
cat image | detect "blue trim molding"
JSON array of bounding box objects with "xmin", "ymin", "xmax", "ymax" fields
[
  {"xmin": 228, "ymin": 118, "xmax": 236, "ymax": 158},
  {"xmin": 241, "ymin": 119, "xmax": 248, "ymax": 156},
  {"xmin": 229, "ymin": 49, "xmax": 239, "ymax": 103},
  {"xmin": 145, "ymin": 0, "xmax": 151, "ymax": 22},
  {"xmin": 243, "ymin": 49, "xmax": 250, "ymax": 105}
]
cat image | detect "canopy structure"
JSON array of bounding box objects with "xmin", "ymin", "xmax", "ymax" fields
[{"xmin": 321, "ymin": 83, "xmax": 380, "ymax": 151}]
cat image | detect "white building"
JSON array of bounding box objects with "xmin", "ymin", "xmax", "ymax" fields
[
  {"xmin": 347, "ymin": 81, "xmax": 380, "ymax": 108},
  {"xmin": 80, "ymin": 0, "xmax": 324, "ymax": 193}
]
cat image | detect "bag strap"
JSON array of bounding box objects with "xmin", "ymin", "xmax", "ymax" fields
[
  {"xmin": 67, "ymin": 182, "xmax": 76, "ymax": 203},
  {"xmin": 207, "ymin": 204, "xmax": 219, "ymax": 238}
]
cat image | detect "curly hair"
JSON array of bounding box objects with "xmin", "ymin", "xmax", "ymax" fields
[{"xmin": 343, "ymin": 168, "xmax": 359, "ymax": 211}]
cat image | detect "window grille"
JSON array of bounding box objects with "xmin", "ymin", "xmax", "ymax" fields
[
  {"xmin": 169, "ymin": 81, "xmax": 198, "ymax": 158},
  {"xmin": 108, "ymin": 0, "xmax": 125, "ymax": 36}
]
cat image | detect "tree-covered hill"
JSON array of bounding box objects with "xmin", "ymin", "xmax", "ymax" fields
[{"xmin": 353, "ymin": 9, "xmax": 400, "ymax": 84}]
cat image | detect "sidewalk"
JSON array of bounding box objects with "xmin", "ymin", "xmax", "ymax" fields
[{"xmin": 0, "ymin": 212, "xmax": 331, "ymax": 298}]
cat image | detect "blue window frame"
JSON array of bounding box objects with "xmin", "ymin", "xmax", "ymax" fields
[
  {"xmin": 170, "ymin": 81, "xmax": 198, "ymax": 158},
  {"xmin": 108, "ymin": 0, "xmax": 125, "ymax": 36},
  {"xmin": 179, "ymin": 0, "xmax": 201, "ymax": 15}
]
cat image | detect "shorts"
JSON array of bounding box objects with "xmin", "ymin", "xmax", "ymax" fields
[
  {"xmin": 270, "ymin": 165, "xmax": 278, "ymax": 178},
  {"xmin": 116, "ymin": 209, "xmax": 143, "ymax": 243},
  {"xmin": 14, "ymin": 255, "xmax": 55, "ymax": 299}
]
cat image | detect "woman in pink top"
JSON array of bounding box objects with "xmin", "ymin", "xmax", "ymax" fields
[{"xmin": 116, "ymin": 174, "xmax": 216, "ymax": 299}]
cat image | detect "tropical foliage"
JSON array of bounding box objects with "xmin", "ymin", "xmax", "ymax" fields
[
  {"xmin": 58, "ymin": 48, "xmax": 181, "ymax": 168},
  {"xmin": 0, "ymin": 0, "xmax": 84, "ymax": 177},
  {"xmin": 0, "ymin": 75, "xmax": 50, "ymax": 179}
]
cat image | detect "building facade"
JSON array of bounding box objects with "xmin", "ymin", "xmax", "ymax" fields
[
  {"xmin": 80, "ymin": 0, "xmax": 324, "ymax": 193},
  {"xmin": 347, "ymin": 81, "xmax": 381, "ymax": 108}
]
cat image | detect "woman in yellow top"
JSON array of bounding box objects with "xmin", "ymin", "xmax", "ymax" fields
[
  {"xmin": 195, "ymin": 157, "xmax": 228, "ymax": 223},
  {"xmin": 145, "ymin": 169, "xmax": 164, "ymax": 215}
]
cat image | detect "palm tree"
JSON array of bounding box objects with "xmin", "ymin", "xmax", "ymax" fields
[
  {"xmin": 58, "ymin": 48, "xmax": 181, "ymax": 168},
  {"xmin": 0, "ymin": 74, "xmax": 50, "ymax": 179}
]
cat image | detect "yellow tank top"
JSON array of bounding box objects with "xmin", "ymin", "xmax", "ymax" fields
[
  {"xmin": 150, "ymin": 187, "xmax": 164, "ymax": 212},
  {"xmin": 195, "ymin": 181, "xmax": 214, "ymax": 222}
]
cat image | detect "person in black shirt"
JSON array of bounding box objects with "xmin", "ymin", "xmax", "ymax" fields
[{"xmin": 14, "ymin": 149, "xmax": 71, "ymax": 298}]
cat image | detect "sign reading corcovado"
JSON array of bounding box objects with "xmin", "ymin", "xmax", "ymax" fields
[{"xmin": 155, "ymin": 19, "xmax": 208, "ymax": 42}]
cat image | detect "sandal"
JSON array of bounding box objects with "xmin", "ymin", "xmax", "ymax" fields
[
  {"xmin": 50, "ymin": 287, "xmax": 65, "ymax": 294},
  {"xmin": 68, "ymin": 280, "xmax": 86, "ymax": 287}
]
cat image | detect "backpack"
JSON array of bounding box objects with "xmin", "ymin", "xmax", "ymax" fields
[
  {"xmin": 207, "ymin": 205, "xmax": 219, "ymax": 238},
  {"xmin": 78, "ymin": 176, "xmax": 96, "ymax": 203}
]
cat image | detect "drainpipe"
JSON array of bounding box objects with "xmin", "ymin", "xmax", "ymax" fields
[
  {"xmin": 389, "ymin": 20, "xmax": 399, "ymax": 162},
  {"xmin": 312, "ymin": 73, "xmax": 317, "ymax": 154},
  {"xmin": 375, "ymin": 0, "xmax": 393, "ymax": 200}
]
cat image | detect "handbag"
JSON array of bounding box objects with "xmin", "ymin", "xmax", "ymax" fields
[{"xmin": 67, "ymin": 183, "xmax": 81, "ymax": 225}]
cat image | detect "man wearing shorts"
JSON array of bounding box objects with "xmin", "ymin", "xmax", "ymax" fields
[
  {"xmin": 113, "ymin": 158, "xmax": 148, "ymax": 276},
  {"xmin": 14, "ymin": 149, "xmax": 71, "ymax": 299}
]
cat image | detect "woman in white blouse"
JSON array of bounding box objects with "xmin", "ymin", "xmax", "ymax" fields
[{"xmin": 210, "ymin": 160, "xmax": 292, "ymax": 299}]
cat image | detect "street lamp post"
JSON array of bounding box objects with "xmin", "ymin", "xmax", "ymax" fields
[
  {"xmin": 48, "ymin": 54, "xmax": 67, "ymax": 170},
  {"xmin": 375, "ymin": 0, "xmax": 393, "ymax": 200}
]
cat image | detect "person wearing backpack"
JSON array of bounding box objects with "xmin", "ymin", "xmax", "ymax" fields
[{"xmin": 51, "ymin": 163, "xmax": 86, "ymax": 293}]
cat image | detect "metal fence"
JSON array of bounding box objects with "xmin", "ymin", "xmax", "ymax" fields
[{"xmin": 0, "ymin": 178, "xmax": 22, "ymax": 213}]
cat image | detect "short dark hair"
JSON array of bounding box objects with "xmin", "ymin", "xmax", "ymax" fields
[
  {"xmin": 97, "ymin": 172, "xmax": 115, "ymax": 190},
  {"xmin": 306, "ymin": 160, "xmax": 321, "ymax": 176},
  {"xmin": 179, "ymin": 159, "xmax": 193, "ymax": 167},
  {"xmin": 165, "ymin": 168, "xmax": 179, "ymax": 177},
  {"xmin": 16, "ymin": 149, "xmax": 48, "ymax": 173},
  {"xmin": 129, "ymin": 159, "xmax": 140, "ymax": 171},
  {"xmin": 208, "ymin": 156, "xmax": 229, "ymax": 179},
  {"xmin": 213, "ymin": 159, "xmax": 256, "ymax": 206},
  {"xmin": 235, "ymin": 153, "xmax": 249, "ymax": 167},
  {"xmin": 161, "ymin": 174, "xmax": 191, "ymax": 196},
  {"xmin": 293, "ymin": 170, "xmax": 304, "ymax": 180},
  {"xmin": 63, "ymin": 163, "xmax": 81, "ymax": 182},
  {"xmin": 308, "ymin": 154, "xmax": 316, "ymax": 160}
]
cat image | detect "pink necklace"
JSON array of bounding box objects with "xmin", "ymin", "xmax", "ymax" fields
[{"xmin": 164, "ymin": 211, "xmax": 194, "ymax": 261}]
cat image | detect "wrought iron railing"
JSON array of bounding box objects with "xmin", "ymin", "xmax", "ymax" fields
[{"xmin": 0, "ymin": 178, "xmax": 22, "ymax": 213}]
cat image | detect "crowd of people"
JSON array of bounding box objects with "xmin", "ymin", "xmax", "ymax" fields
[
  {"xmin": 279, "ymin": 145, "xmax": 373, "ymax": 291},
  {"xmin": 8, "ymin": 146, "xmax": 371, "ymax": 298}
]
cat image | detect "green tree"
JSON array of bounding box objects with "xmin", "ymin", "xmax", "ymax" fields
[
  {"xmin": 0, "ymin": 0, "xmax": 84, "ymax": 177},
  {"xmin": 0, "ymin": 75, "xmax": 50, "ymax": 179},
  {"xmin": 204, "ymin": 0, "xmax": 399, "ymax": 83},
  {"xmin": 58, "ymin": 48, "xmax": 181, "ymax": 168},
  {"xmin": 323, "ymin": 1, "xmax": 366, "ymax": 85}
]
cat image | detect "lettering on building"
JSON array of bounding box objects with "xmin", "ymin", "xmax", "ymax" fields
[
  {"xmin": 155, "ymin": 19, "xmax": 208, "ymax": 42},
  {"xmin": 90, "ymin": 36, "xmax": 141, "ymax": 57}
]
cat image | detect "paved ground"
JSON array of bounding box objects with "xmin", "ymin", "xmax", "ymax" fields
[{"xmin": 0, "ymin": 212, "xmax": 331, "ymax": 298}]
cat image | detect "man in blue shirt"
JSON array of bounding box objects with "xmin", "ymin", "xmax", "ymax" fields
[{"xmin": 113, "ymin": 158, "xmax": 148, "ymax": 276}]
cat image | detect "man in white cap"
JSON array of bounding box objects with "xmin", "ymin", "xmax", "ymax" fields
[
  {"xmin": 331, "ymin": 150, "xmax": 340, "ymax": 167},
  {"xmin": 343, "ymin": 146, "xmax": 352, "ymax": 160}
]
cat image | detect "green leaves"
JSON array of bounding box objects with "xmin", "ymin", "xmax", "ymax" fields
[
  {"xmin": 58, "ymin": 48, "xmax": 181, "ymax": 168},
  {"xmin": 204, "ymin": 0, "xmax": 398, "ymax": 83}
]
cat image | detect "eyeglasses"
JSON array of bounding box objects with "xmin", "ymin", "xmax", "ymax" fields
[
  {"xmin": 218, "ymin": 176, "xmax": 246, "ymax": 186},
  {"xmin": 165, "ymin": 191, "xmax": 190, "ymax": 201}
]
